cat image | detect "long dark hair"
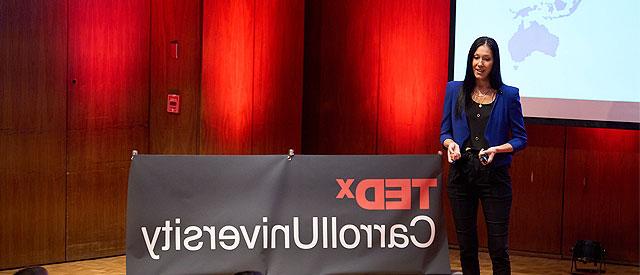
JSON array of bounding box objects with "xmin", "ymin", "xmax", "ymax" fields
[{"xmin": 456, "ymin": 36, "xmax": 504, "ymax": 118}]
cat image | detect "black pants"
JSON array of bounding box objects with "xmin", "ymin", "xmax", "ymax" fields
[{"xmin": 447, "ymin": 151, "xmax": 512, "ymax": 275}]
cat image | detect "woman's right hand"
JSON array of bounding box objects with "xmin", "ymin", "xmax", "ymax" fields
[{"xmin": 447, "ymin": 141, "xmax": 461, "ymax": 163}]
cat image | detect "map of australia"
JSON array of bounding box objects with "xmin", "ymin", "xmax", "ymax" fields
[{"xmin": 507, "ymin": 0, "xmax": 581, "ymax": 69}]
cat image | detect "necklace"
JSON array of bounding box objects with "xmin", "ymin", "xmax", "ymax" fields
[{"xmin": 473, "ymin": 88, "xmax": 495, "ymax": 108}]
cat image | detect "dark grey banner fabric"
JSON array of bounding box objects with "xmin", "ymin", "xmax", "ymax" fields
[{"xmin": 126, "ymin": 155, "xmax": 450, "ymax": 275}]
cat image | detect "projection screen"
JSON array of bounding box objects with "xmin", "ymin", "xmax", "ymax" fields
[{"xmin": 453, "ymin": 0, "xmax": 640, "ymax": 123}]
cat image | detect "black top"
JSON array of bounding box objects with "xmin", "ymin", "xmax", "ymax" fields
[{"xmin": 463, "ymin": 99, "xmax": 494, "ymax": 150}]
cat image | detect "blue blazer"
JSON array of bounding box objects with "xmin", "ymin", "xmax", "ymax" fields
[{"xmin": 440, "ymin": 81, "xmax": 527, "ymax": 167}]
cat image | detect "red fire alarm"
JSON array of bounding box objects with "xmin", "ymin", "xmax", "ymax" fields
[{"xmin": 167, "ymin": 94, "xmax": 180, "ymax": 114}]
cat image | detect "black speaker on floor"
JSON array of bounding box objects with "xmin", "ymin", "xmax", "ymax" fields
[
  {"xmin": 570, "ymin": 240, "xmax": 607, "ymax": 274},
  {"xmin": 13, "ymin": 266, "xmax": 47, "ymax": 275}
]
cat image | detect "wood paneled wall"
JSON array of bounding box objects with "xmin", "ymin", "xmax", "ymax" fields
[
  {"xmin": 377, "ymin": 0, "xmax": 450, "ymax": 154},
  {"xmin": 200, "ymin": 0, "xmax": 303, "ymax": 155},
  {"xmin": 509, "ymin": 124, "xmax": 565, "ymax": 254},
  {"xmin": 302, "ymin": 0, "xmax": 450, "ymax": 154},
  {"xmin": 201, "ymin": 0, "xmax": 254, "ymax": 154},
  {"xmin": 2, "ymin": 0, "xmax": 304, "ymax": 269},
  {"xmin": 0, "ymin": 0, "xmax": 67, "ymax": 268},
  {"xmin": 150, "ymin": 0, "xmax": 202, "ymax": 154},
  {"xmin": 563, "ymin": 127, "xmax": 639, "ymax": 263},
  {"xmin": 303, "ymin": 0, "xmax": 381, "ymax": 154},
  {"xmin": 66, "ymin": 0, "xmax": 150, "ymax": 260},
  {"xmin": 252, "ymin": 0, "xmax": 304, "ymax": 154}
]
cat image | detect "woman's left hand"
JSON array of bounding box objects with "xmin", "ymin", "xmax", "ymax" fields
[{"xmin": 479, "ymin": 147, "xmax": 497, "ymax": 165}]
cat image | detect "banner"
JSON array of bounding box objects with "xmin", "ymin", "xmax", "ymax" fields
[{"xmin": 126, "ymin": 155, "xmax": 450, "ymax": 275}]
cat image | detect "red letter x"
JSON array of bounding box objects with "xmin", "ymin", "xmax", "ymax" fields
[{"xmin": 336, "ymin": 179, "xmax": 355, "ymax": 199}]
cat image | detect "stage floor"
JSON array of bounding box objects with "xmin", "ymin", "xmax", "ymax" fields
[{"xmin": 1, "ymin": 249, "xmax": 638, "ymax": 274}]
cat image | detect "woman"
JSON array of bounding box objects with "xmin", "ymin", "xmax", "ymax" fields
[{"xmin": 440, "ymin": 36, "xmax": 527, "ymax": 275}]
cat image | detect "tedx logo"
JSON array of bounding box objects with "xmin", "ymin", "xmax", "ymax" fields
[{"xmin": 336, "ymin": 178, "xmax": 437, "ymax": 210}]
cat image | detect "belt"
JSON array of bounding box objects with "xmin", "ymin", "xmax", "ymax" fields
[{"xmin": 464, "ymin": 147, "xmax": 481, "ymax": 156}]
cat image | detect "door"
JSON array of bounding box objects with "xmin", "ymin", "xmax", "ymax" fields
[{"xmin": 67, "ymin": 0, "xmax": 150, "ymax": 260}]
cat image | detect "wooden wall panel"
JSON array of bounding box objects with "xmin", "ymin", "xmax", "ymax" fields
[
  {"xmin": 67, "ymin": 127, "xmax": 148, "ymax": 171},
  {"xmin": 67, "ymin": 0, "xmax": 150, "ymax": 260},
  {"xmin": 0, "ymin": 135, "xmax": 66, "ymax": 269},
  {"xmin": 377, "ymin": 0, "xmax": 449, "ymax": 154},
  {"xmin": 563, "ymin": 127, "xmax": 639, "ymax": 263},
  {"xmin": 150, "ymin": 0, "xmax": 202, "ymax": 154},
  {"xmin": 252, "ymin": 0, "xmax": 304, "ymax": 154},
  {"xmin": 200, "ymin": 0, "xmax": 254, "ymax": 154},
  {"xmin": 508, "ymin": 124, "xmax": 565, "ymax": 254},
  {"xmin": 0, "ymin": 0, "xmax": 67, "ymax": 269},
  {"xmin": 200, "ymin": 0, "xmax": 304, "ymax": 155},
  {"xmin": 302, "ymin": 0, "xmax": 380, "ymax": 154},
  {"xmin": 66, "ymin": 168, "xmax": 130, "ymax": 259}
]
